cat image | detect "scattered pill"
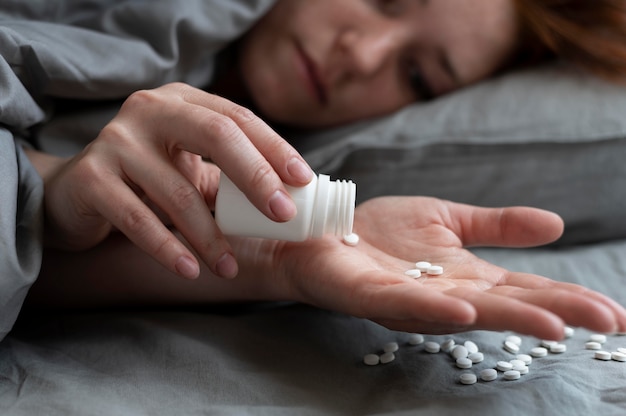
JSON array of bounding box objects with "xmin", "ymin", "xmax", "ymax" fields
[
  {"xmin": 342, "ymin": 233, "xmax": 360, "ymax": 246},
  {"xmin": 459, "ymin": 373, "xmax": 477, "ymax": 385},
  {"xmin": 424, "ymin": 342, "xmax": 441, "ymax": 354},
  {"xmin": 480, "ymin": 369, "xmax": 498, "ymax": 382},
  {"xmin": 589, "ymin": 334, "xmax": 607, "ymax": 344},
  {"xmin": 595, "ymin": 351, "xmax": 612, "ymax": 361},
  {"xmin": 550, "ymin": 343, "xmax": 567, "ymax": 354},
  {"xmin": 518, "ymin": 366, "xmax": 530, "ymax": 375},
  {"xmin": 564, "ymin": 326, "xmax": 575, "ymax": 338},
  {"xmin": 516, "ymin": 354, "xmax": 532, "ymax": 366},
  {"xmin": 496, "ymin": 361, "xmax": 514, "ymax": 372},
  {"xmin": 408, "ymin": 334, "xmax": 424, "ymax": 345},
  {"xmin": 611, "ymin": 351, "xmax": 626, "ymax": 362},
  {"xmin": 380, "ymin": 352, "xmax": 395, "ymax": 364},
  {"xmin": 363, "ymin": 354, "xmax": 380, "ymax": 366},
  {"xmin": 585, "ymin": 342, "xmax": 602, "ymax": 350},
  {"xmin": 414, "ymin": 261, "xmax": 432, "ymax": 272},
  {"xmin": 617, "ymin": 347, "xmax": 626, "ymax": 355},
  {"xmin": 506, "ymin": 335, "xmax": 523, "ymax": 346},
  {"xmin": 441, "ymin": 339, "xmax": 456, "ymax": 352},
  {"xmin": 451, "ymin": 345, "xmax": 469, "ymax": 360},
  {"xmin": 540, "ymin": 340, "xmax": 558, "ymax": 349},
  {"xmin": 404, "ymin": 269, "xmax": 422, "ymax": 278},
  {"xmin": 509, "ymin": 360, "xmax": 527, "ymax": 371},
  {"xmin": 456, "ymin": 357, "xmax": 473, "ymax": 369},
  {"xmin": 468, "ymin": 352, "xmax": 484, "ymax": 364},
  {"xmin": 530, "ymin": 347, "xmax": 548, "ymax": 358},
  {"xmin": 464, "ymin": 341, "xmax": 479, "ymax": 354},
  {"xmin": 426, "ymin": 265, "xmax": 444, "ymax": 276},
  {"xmin": 383, "ymin": 342, "xmax": 399, "ymax": 353},
  {"xmin": 503, "ymin": 341, "xmax": 520, "ymax": 354},
  {"xmin": 503, "ymin": 370, "xmax": 521, "ymax": 381}
]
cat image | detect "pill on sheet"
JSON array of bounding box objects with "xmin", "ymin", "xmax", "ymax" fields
[
  {"xmin": 595, "ymin": 351, "xmax": 612, "ymax": 361},
  {"xmin": 480, "ymin": 369, "xmax": 498, "ymax": 382},
  {"xmin": 530, "ymin": 347, "xmax": 548, "ymax": 358},
  {"xmin": 459, "ymin": 373, "xmax": 477, "ymax": 385},
  {"xmin": 408, "ymin": 334, "xmax": 425, "ymax": 345},
  {"xmin": 363, "ymin": 354, "xmax": 380, "ymax": 366}
]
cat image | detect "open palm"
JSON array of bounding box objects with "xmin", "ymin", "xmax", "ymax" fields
[{"xmin": 268, "ymin": 196, "xmax": 626, "ymax": 339}]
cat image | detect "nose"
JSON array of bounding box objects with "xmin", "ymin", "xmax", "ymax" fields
[{"xmin": 337, "ymin": 26, "xmax": 399, "ymax": 77}]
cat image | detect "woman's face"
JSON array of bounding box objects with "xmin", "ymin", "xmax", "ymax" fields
[{"xmin": 238, "ymin": 0, "xmax": 519, "ymax": 128}]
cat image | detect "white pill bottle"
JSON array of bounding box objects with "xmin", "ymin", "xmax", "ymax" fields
[{"xmin": 215, "ymin": 173, "xmax": 356, "ymax": 241}]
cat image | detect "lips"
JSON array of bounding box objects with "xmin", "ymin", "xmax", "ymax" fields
[{"xmin": 295, "ymin": 42, "xmax": 328, "ymax": 105}]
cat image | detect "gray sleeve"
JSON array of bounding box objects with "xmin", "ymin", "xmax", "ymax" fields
[{"xmin": 0, "ymin": 133, "xmax": 43, "ymax": 342}]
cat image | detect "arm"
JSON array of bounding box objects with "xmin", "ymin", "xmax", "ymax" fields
[{"xmin": 28, "ymin": 196, "xmax": 626, "ymax": 341}]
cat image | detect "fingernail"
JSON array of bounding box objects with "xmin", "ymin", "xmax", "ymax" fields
[
  {"xmin": 287, "ymin": 157, "xmax": 313, "ymax": 184},
  {"xmin": 175, "ymin": 256, "xmax": 200, "ymax": 279},
  {"xmin": 216, "ymin": 252, "xmax": 238, "ymax": 279},
  {"xmin": 269, "ymin": 190, "xmax": 297, "ymax": 221}
]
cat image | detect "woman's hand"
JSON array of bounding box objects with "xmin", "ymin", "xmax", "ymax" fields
[
  {"xmin": 257, "ymin": 197, "xmax": 626, "ymax": 339},
  {"xmin": 41, "ymin": 83, "xmax": 313, "ymax": 279}
]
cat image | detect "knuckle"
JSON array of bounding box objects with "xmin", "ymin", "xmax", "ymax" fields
[
  {"xmin": 120, "ymin": 207, "xmax": 154, "ymax": 239},
  {"xmin": 168, "ymin": 183, "xmax": 200, "ymax": 213},
  {"xmin": 248, "ymin": 161, "xmax": 275, "ymax": 190},
  {"xmin": 202, "ymin": 114, "xmax": 240, "ymax": 140},
  {"xmin": 229, "ymin": 103, "xmax": 257, "ymax": 123}
]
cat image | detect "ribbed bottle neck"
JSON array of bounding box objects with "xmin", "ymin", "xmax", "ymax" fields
[{"xmin": 310, "ymin": 174, "xmax": 356, "ymax": 238}]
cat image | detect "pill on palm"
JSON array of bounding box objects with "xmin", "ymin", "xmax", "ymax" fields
[
  {"xmin": 415, "ymin": 261, "xmax": 431, "ymax": 272},
  {"xmin": 404, "ymin": 269, "xmax": 422, "ymax": 278},
  {"xmin": 342, "ymin": 233, "xmax": 360, "ymax": 246},
  {"xmin": 426, "ymin": 265, "xmax": 444, "ymax": 275},
  {"xmin": 363, "ymin": 354, "xmax": 380, "ymax": 366}
]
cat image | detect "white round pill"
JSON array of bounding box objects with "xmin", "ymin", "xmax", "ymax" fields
[
  {"xmin": 503, "ymin": 370, "xmax": 521, "ymax": 381},
  {"xmin": 516, "ymin": 354, "xmax": 532, "ymax": 366},
  {"xmin": 456, "ymin": 357, "xmax": 473, "ymax": 369},
  {"xmin": 611, "ymin": 351, "xmax": 626, "ymax": 362},
  {"xmin": 408, "ymin": 334, "xmax": 425, "ymax": 345},
  {"xmin": 426, "ymin": 265, "xmax": 444, "ymax": 276},
  {"xmin": 518, "ymin": 366, "xmax": 529, "ymax": 375},
  {"xmin": 540, "ymin": 340, "xmax": 558, "ymax": 349},
  {"xmin": 383, "ymin": 342, "xmax": 399, "ymax": 353},
  {"xmin": 459, "ymin": 373, "xmax": 477, "ymax": 385},
  {"xmin": 342, "ymin": 233, "xmax": 360, "ymax": 246},
  {"xmin": 564, "ymin": 326, "xmax": 575, "ymax": 338},
  {"xmin": 414, "ymin": 261, "xmax": 432, "ymax": 272},
  {"xmin": 363, "ymin": 354, "xmax": 380, "ymax": 366},
  {"xmin": 530, "ymin": 347, "xmax": 548, "ymax": 358},
  {"xmin": 380, "ymin": 352, "xmax": 395, "ymax": 364},
  {"xmin": 506, "ymin": 335, "xmax": 523, "ymax": 346},
  {"xmin": 617, "ymin": 347, "xmax": 626, "ymax": 355},
  {"xmin": 503, "ymin": 341, "xmax": 520, "ymax": 354},
  {"xmin": 480, "ymin": 369, "xmax": 498, "ymax": 382},
  {"xmin": 585, "ymin": 342, "xmax": 602, "ymax": 350},
  {"xmin": 441, "ymin": 339, "xmax": 455, "ymax": 352},
  {"xmin": 404, "ymin": 269, "xmax": 422, "ymax": 278},
  {"xmin": 589, "ymin": 334, "xmax": 607, "ymax": 344},
  {"xmin": 464, "ymin": 341, "xmax": 479, "ymax": 354},
  {"xmin": 595, "ymin": 351, "xmax": 612, "ymax": 361},
  {"xmin": 496, "ymin": 361, "xmax": 513, "ymax": 372},
  {"xmin": 424, "ymin": 342, "xmax": 441, "ymax": 353},
  {"xmin": 509, "ymin": 360, "xmax": 527, "ymax": 371},
  {"xmin": 550, "ymin": 343, "xmax": 567, "ymax": 354},
  {"xmin": 451, "ymin": 345, "xmax": 469, "ymax": 360},
  {"xmin": 468, "ymin": 352, "xmax": 484, "ymax": 364}
]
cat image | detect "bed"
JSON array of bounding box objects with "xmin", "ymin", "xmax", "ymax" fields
[{"xmin": 1, "ymin": 1, "xmax": 626, "ymax": 415}]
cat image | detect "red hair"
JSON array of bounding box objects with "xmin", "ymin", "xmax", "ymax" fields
[{"xmin": 513, "ymin": 0, "xmax": 626, "ymax": 83}]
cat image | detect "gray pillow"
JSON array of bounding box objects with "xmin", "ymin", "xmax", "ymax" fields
[{"xmin": 297, "ymin": 63, "xmax": 626, "ymax": 244}]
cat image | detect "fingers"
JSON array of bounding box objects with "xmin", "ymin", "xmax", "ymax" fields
[
  {"xmin": 123, "ymin": 84, "xmax": 313, "ymax": 223},
  {"xmin": 450, "ymin": 204, "xmax": 564, "ymax": 248}
]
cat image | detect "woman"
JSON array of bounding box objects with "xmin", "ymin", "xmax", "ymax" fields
[{"xmin": 3, "ymin": 0, "xmax": 626, "ymax": 340}]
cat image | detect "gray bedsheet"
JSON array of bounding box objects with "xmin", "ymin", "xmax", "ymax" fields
[{"xmin": 2, "ymin": 239, "xmax": 625, "ymax": 416}]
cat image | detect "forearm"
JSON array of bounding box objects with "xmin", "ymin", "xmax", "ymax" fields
[{"xmin": 26, "ymin": 232, "xmax": 289, "ymax": 309}]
